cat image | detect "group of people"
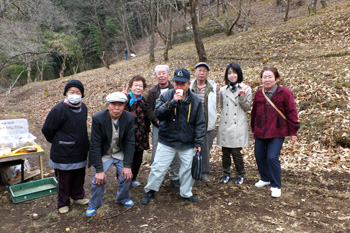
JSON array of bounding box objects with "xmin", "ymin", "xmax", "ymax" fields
[{"xmin": 41, "ymin": 63, "xmax": 300, "ymax": 216}]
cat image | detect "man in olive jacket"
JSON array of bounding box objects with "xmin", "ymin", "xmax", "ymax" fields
[
  {"xmin": 141, "ymin": 68, "xmax": 206, "ymax": 205},
  {"xmin": 86, "ymin": 92, "xmax": 135, "ymax": 217}
]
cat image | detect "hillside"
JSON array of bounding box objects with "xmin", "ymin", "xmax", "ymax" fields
[{"xmin": 0, "ymin": 0, "xmax": 349, "ymax": 232}]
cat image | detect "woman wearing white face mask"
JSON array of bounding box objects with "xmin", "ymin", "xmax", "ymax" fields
[{"xmin": 42, "ymin": 79, "xmax": 90, "ymax": 214}]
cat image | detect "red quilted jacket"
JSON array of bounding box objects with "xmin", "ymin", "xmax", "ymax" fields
[{"xmin": 251, "ymin": 85, "xmax": 300, "ymax": 139}]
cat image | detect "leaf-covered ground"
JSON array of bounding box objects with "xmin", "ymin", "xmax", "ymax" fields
[{"xmin": 0, "ymin": 0, "xmax": 349, "ymax": 232}]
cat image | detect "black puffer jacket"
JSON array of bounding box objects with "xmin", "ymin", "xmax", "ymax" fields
[{"xmin": 155, "ymin": 89, "xmax": 206, "ymax": 149}]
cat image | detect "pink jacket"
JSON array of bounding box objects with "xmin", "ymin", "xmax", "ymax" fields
[{"xmin": 251, "ymin": 85, "xmax": 300, "ymax": 139}]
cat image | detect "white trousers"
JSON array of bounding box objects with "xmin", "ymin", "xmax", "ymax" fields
[{"xmin": 144, "ymin": 142, "xmax": 195, "ymax": 198}]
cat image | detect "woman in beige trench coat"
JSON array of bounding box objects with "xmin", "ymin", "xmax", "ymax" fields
[{"xmin": 217, "ymin": 63, "xmax": 252, "ymax": 185}]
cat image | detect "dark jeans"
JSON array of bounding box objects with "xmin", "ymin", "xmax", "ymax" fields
[
  {"xmin": 131, "ymin": 150, "xmax": 144, "ymax": 181},
  {"xmin": 222, "ymin": 147, "xmax": 245, "ymax": 177},
  {"xmin": 254, "ymin": 137, "xmax": 285, "ymax": 188},
  {"xmin": 55, "ymin": 167, "xmax": 86, "ymax": 208}
]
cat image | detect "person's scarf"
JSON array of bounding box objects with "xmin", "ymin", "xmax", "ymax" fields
[
  {"xmin": 228, "ymin": 81, "xmax": 238, "ymax": 92},
  {"xmin": 129, "ymin": 91, "xmax": 142, "ymax": 106},
  {"xmin": 64, "ymin": 98, "xmax": 82, "ymax": 113}
]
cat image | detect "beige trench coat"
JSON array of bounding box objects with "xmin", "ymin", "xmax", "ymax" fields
[{"xmin": 217, "ymin": 83, "xmax": 252, "ymax": 148}]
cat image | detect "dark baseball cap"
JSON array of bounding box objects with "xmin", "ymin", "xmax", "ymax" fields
[{"xmin": 172, "ymin": 68, "xmax": 190, "ymax": 82}]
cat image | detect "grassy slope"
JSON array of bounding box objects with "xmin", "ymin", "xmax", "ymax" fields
[{"xmin": 2, "ymin": 0, "xmax": 348, "ymax": 172}]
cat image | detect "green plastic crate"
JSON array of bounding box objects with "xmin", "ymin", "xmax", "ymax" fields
[{"xmin": 9, "ymin": 177, "xmax": 57, "ymax": 203}]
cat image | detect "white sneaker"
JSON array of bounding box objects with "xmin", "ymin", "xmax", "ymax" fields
[
  {"xmin": 58, "ymin": 206, "xmax": 69, "ymax": 214},
  {"xmin": 74, "ymin": 198, "xmax": 89, "ymax": 205},
  {"xmin": 131, "ymin": 180, "xmax": 141, "ymax": 187},
  {"xmin": 255, "ymin": 180, "xmax": 271, "ymax": 188},
  {"xmin": 270, "ymin": 187, "xmax": 281, "ymax": 198}
]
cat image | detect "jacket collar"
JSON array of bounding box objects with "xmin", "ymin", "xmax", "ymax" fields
[
  {"xmin": 191, "ymin": 79, "xmax": 214, "ymax": 94},
  {"xmin": 152, "ymin": 82, "xmax": 173, "ymax": 93},
  {"xmin": 225, "ymin": 83, "xmax": 244, "ymax": 102},
  {"xmin": 104, "ymin": 109, "xmax": 126, "ymax": 143}
]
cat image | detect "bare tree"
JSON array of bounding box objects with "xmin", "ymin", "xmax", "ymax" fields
[
  {"xmin": 243, "ymin": 0, "xmax": 254, "ymax": 31},
  {"xmin": 7, "ymin": 69, "xmax": 25, "ymax": 94},
  {"xmin": 206, "ymin": 0, "xmax": 242, "ymax": 36},
  {"xmin": 0, "ymin": 0, "xmax": 11, "ymax": 18},
  {"xmin": 198, "ymin": 0, "xmax": 203, "ymax": 22},
  {"xmin": 308, "ymin": 0, "xmax": 327, "ymax": 15},
  {"xmin": 149, "ymin": 0, "xmax": 156, "ymax": 63},
  {"xmin": 284, "ymin": 0, "xmax": 290, "ymax": 22},
  {"xmin": 216, "ymin": 0, "xmax": 220, "ymax": 17},
  {"xmin": 189, "ymin": 0, "xmax": 207, "ymax": 62},
  {"xmin": 162, "ymin": 1, "xmax": 174, "ymax": 61},
  {"xmin": 0, "ymin": 0, "xmax": 75, "ymax": 84}
]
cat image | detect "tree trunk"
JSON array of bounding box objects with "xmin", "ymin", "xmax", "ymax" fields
[
  {"xmin": 243, "ymin": 0, "xmax": 253, "ymax": 31},
  {"xmin": 284, "ymin": 0, "xmax": 290, "ymax": 22},
  {"xmin": 59, "ymin": 56, "xmax": 67, "ymax": 78},
  {"xmin": 226, "ymin": 0, "xmax": 242, "ymax": 36},
  {"xmin": 137, "ymin": 10, "xmax": 145, "ymax": 38},
  {"xmin": 222, "ymin": 0, "xmax": 227, "ymax": 14},
  {"xmin": 198, "ymin": 1, "xmax": 202, "ymax": 22},
  {"xmin": 26, "ymin": 63, "xmax": 32, "ymax": 84},
  {"xmin": 308, "ymin": 0, "xmax": 317, "ymax": 15},
  {"xmin": 164, "ymin": 3, "xmax": 173, "ymax": 61},
  {"xmin": 35, "ymin": 61, "xmax": 44, "ymax": 81},
  {"xmin": 149, "ymin": 0, "xmax": 155, "ymax": 63},
  {"xmin": 183, "ymin": 2, "xmax": 187, "ymax": 31},
  {"xmin": 216, "ymin": 0, "xmax": 220, "ymax": 17},
  {"xmin": 100, "ymin": 51, "xmax": 110, "ymax": 69},
  {"xmin": 8, "ymin": 70, "xmax": 25, "ymax": 95},
  {"xmin": 189, "ymin": 0, "xmax": 207, "ymax": 62}
]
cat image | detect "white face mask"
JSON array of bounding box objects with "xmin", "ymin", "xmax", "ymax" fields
[{"xmin": 67, "ymin": 94, "xmax": 82, "ymax": 104}]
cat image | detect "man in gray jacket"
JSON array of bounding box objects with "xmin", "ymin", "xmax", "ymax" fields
[
  {"xmin": 190, "ymin": 62, "xmax": 218, "ymax": 182},
  {"xmin": 86, "ymin": 92, "xmax": 135, "ymax": 217},
  {"xmin": 141, "ymin": 68, "xmax": 206, "ymax": 205}
]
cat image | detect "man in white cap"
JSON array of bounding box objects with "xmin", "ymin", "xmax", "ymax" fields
[
  {"xmin": 190, "ymin": 62, "xmax": 218, "ymax": 182},
  {"xmin": 86, "ymin": 92, "xmax": 135, "ymax": 217}
]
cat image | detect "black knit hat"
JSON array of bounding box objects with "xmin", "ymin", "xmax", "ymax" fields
[{"xmin": 63, "ymin": 80, "xmax": 85, "ymax": 98}]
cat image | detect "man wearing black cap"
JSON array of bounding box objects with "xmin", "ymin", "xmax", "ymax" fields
[
  {"xmin": 141, "ymin": 68, "xmax": 206, "ymax": 205},
  {"xmin": 190, "ymin": 62, "xmax": 218, "ymax": 182},
  {"xmin": 42, "ymin": 79, "xmax": 89, "ymax": 214},
  {"xmin": 146, "ymin": 65, "xmax": 180, "ymax": 188}
]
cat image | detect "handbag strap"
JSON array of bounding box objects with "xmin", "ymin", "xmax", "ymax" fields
[{"xmin": 262, "ymin": 88, "xmax": 287, "ymax": 120}]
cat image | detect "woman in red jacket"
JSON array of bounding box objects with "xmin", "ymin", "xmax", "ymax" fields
[{"xmin": 251, "ymin": 67, "xmax": 300, "ymax": 198}]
